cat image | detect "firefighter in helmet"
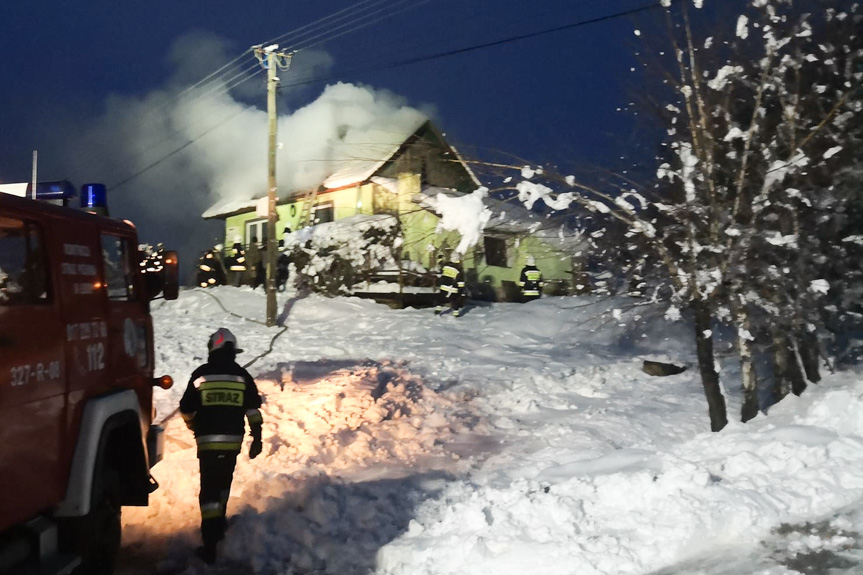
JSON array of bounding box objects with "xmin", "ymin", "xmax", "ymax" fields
[
  {"xmin": 517, "ymin": 255, "xmax": 544, "ymax": 302},
  {"xmin": 435, "ymin": 251, "xmax": 466, "ymax": 317},
  {"xmin": 228, "ymin": 242, "xmax": 247, "ymax": 287},
  {"xmin": 197, "ymin": 248, "xmax": 227, "ymax": 288},
  {"xmin": 179, "ymin": 328, "xmax": 263, "ymax": 564}
]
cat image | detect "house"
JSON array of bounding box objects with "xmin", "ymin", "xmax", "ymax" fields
[{"xmin": 201, "ymin": 120, "xmax": 588, "ymax": 302}]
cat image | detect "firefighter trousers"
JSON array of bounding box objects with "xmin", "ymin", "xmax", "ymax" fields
[{"xmin": 198, "ymin": 452, "xmax": 238, "ymax": 548}]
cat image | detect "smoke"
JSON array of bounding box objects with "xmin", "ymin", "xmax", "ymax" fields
[{"xmin": 54, "ymin": 31, "xmax": 430, "ymax": 282}]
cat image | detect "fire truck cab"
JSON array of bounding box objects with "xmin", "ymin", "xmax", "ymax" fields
[{"xmin": 0, "ymin": 187, "xmax": 178, "ymax": 574}]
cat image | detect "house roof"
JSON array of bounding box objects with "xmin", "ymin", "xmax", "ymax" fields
[
  {"xmin": 203, "ymin": 119, "xmax": 479, "ymax": 220},
  {"xmin": 321, "ymin": 117, "xmax": 427, "ymax": 190}
]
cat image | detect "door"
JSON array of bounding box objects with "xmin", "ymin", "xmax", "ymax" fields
[
  {"xmin": 0, "ymin": 214, "xmax": 66, "ymax": 529},
  {"xmin": 100, "ymin": 233, "xmax": 150, "ymax": 395}
]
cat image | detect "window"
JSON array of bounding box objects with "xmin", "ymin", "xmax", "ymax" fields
[
  {"xmin": 312, "ymin": 202, "xmax": 334, "ymax": 225},
  {"xmin": 484, "ymin": 236, "xmax": 509, "ymax": 268},
  {"xmin": 0, "ymin": 216, "xmax": 49, "ymax": 305},
  {"xmin": 245, "ymin": 219, "xmax": 269, "ymax": 246},
  {"xmin": 101, "ymin": 234, "xmax": 136, "ymax": 301}
]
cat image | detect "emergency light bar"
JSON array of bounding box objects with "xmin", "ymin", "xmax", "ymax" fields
[
  {"xmin": 0, "ymin": 180, "xmax": 110, "ymax": 214},
  {"xmin": 81, "ymin": 183, "xmax": 109, "ymax": 216},
  {"xmin": 0, "ymin": 180, "xmax": 76, "ymax": 202}
]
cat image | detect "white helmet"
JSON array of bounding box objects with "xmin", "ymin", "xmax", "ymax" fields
[
  {"xmin": 451, "ymin": 252, "xmax": 461, "ymax": 264},
  {"xmin": 526, "ymin": 255, "xmax": 536, "ymax": 266},
  {"xmin": 208, "ymin": 327, "xmax": 243, "ymax": 353}
]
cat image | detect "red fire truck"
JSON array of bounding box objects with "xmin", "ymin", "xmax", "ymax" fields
[{"xmin": 0, "ymin": 184, "xmax": 178, "ymax": 574}]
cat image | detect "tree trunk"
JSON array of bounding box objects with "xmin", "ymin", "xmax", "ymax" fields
[
  {"xmin": 735, "ymin": 304, "xmax": 759, "ymax": 423},
  {"xmin": 771, "ymin": 329, "xmax": 806, "ymax": 402},
  {"xmin": 795, "ymin": 329, "xmax": 821, "ymax": 385},
  {"xmin": 693, "ymin": 300, "xmax": 728, "ymax": 432}
]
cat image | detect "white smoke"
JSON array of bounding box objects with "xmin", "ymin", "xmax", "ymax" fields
[{"xmin": 55, "ymin": 32, "xmax": 430, "ymax": 280}]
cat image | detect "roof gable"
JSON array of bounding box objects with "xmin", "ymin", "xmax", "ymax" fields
[{"xmin": 203, "ymin": 120, "xmax": 479, "ymax": 219}]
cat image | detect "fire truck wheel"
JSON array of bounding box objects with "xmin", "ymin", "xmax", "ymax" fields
[{"xmin": 65, "ymin": 464, "xmax": 122, "ymax": 574}]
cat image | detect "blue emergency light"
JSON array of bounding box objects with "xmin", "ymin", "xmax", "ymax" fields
[
  {"xmin": 26, "ymin": 180, "xmax": 77, "ymax": 202},
  {"xmin": 81, "ymin": 183, "xmax": 109, "ymax": 215}
]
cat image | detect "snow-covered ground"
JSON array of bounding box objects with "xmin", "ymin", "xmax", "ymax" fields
[{"xmin": 119, "ymin": 286, "xmax": 863, "ymax": 574}]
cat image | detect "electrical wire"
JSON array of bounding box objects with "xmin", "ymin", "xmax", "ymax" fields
[
  {"xmin": 108, "ymin": 106, "xmax": 249, "ymax": 190},
  {"xmin": 107, "ymin": 0, "xmax": 672, "ymax": 192},
  {"xmin": 289, "ymin": 0, "xmax": 434, "ymax": 53},
  {"xmin": 76, "ymin": 0, "xmax": 433, "ymax": 179},
  {"xmin": 289, "ymin": 0, "xmax": 666, "ymax": 85},
  {"xmin": 268, "ymin": 0, "xmax": 394, "ymax": 50}
]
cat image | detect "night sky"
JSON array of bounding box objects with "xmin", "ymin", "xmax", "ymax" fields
[{"xmin": 0, "ymin": 0, "xmax": 675, "ymax": 264}]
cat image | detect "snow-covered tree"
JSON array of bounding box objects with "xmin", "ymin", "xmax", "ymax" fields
[{"xmin": 483, "ymin": 0, "xmax": 861, "ymax": 431}]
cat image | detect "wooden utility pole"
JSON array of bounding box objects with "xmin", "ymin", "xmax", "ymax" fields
[
  {"xmin": 31, "ymin": 150, "xmax": 37, "ymax": 199},
  {"xmin": 254, "ymin": 44, "xmax": 292, "ymax": 326}
]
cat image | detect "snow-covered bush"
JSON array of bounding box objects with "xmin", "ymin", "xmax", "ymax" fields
[{"xmin": 283, "ymin": 214, "xmax": 400, "ymax": 296}]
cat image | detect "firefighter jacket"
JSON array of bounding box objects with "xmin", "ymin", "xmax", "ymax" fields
[
  {"xmin": 229, "ymin": 244, "xmax": 247, "ymax": 273},
  {"xmin": 179, "ymin": 349, "xmax": 263, "ymax": 456},
  {"xmin": 517, "ymin": 264, "xmax": 544, "ymax": 297},
  {"xmin": 197, "ymin": 250, "xmax": 227, "ymax": 288},
  {"xmin": 439, "ymin": 262, "xmax": 465, "ymax": 296}
]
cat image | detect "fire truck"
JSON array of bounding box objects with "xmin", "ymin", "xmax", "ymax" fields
[{"xmin": 0, "ymin": 182, "xmax": 179, "ymax": 574}]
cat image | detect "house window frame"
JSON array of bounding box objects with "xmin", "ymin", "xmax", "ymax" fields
[
  {"xmin": 312, "ymin": 201, "xmax": 334, "ymax": 225},
  {"xmin": 245, "ymin": 219, "xmax": 269, "ymax": 247},
  {"xmin": 483, "ymin": 235, "xmax": 510, "ymax": 268}
]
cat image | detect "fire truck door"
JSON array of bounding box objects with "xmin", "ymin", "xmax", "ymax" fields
[
  {"xmin": 0, "ymin": 215, "xmax": 67, "ymax": 528},
  {"xmin": 100, "ymin": 234, "xmax": 149, "ymax": 389}
]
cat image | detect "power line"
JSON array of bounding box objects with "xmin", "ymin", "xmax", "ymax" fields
[
  {"xmin": 80, "ymin": 1, "xmax": 435, "ymax": 180},
  {"xmin": 73, "ymin": 1, "xmax": 430, "ymax": 174},
  {"xmin": 290, "ymin": 0, "xmax": 434, "ymax": 53},
  {"xmin": 109, "ymin": 107, "xmax": 249, "ymax": 190},
  {"xmin": 293, "ymin": 0, "xmax": 666, "ymax": 83},
  {"xmin": 109, "ymin": 0, "xmax": 670, "ymax": 192}
]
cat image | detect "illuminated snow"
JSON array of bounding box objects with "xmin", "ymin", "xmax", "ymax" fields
[{"xmin": 114, "ymin": 287, "xmax": 863, "ymax": 574}]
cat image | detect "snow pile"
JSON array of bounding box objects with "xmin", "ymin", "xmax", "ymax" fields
[{"xmin": 119, "ymin": 287, "xmax": 863, "ymax": 574}]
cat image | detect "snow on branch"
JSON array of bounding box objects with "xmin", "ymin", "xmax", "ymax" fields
[{"xmin": 429, "ymin": 187, "xmax": 492, "ymax": 255}]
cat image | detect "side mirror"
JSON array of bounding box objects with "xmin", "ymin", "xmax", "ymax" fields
[{"xmin": 162, "ymin": 250, "xmax": 179, "ymax": 301}]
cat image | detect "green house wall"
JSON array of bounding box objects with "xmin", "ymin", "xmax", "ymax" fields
[{"xmin": 217, "ymin": 123, "xmax": 582, "ymax": 301}]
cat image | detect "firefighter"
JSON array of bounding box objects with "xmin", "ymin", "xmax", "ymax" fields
[
  {"xmin": 179, "ymin": 328, "xmax": 263, "ymax": 564},
  {"xmin": 276, "ymin": 246, "xmax": 290, "ymax": 292},
  {"xmin": 517, "ymin": 255, "xmax": 544, "ymax": 302},
  {"xmin": 228, "ymin": 242, "xmax": 247, "ymax": 287},
  {"xmin": 139, "ymin": 243, "xmax": 166, "ymax": 295},
  {"xmin": 435, "ymin": 252, "xmax": 466, "ymax": 317},
  {"xmin": 196, "ymin": 248, "xmax": 227, "ymax": 288},
  {"xmin": 246, "ymin": 237, "xmax": 262, "ymax": 289}
]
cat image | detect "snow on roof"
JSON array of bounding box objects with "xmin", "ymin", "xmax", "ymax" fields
[
  {"xmin": 203, "ymin": 119, "xmax": 430, "ymax": 219},
  {"xmin": 201, "ymin": 197, "xmax": 260, "ymax": 220},
  {"xmin": 322, "ymin": 117, "xmax": 427, "ymax": 190},
  {"xmin": 412, "ymin": 184, "xmax": 588, "ymax": 253}
]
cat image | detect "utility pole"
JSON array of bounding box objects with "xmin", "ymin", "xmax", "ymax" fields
[
  {"xmin": 254, "ymin": 44, "xmax": 293, "ymax": 327},
  {"xmin": 31, "ymin": 150, "xmax": 37, "ymax": 199}
]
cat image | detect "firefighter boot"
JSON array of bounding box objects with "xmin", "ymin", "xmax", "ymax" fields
[{"xmin": 195, "ymin": 544, "xmax": 217, "ymax": 565}]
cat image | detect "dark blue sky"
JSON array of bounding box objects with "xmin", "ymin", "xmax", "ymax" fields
[
  {"xmin": 0, "ymin": 0, "xmax": 677, "ymax": 264},
  {"xmin": 0, "ymin": 0, "xmax": 663, "ymax": 178}
]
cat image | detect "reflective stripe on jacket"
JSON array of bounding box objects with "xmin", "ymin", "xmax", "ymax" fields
[
  {"xmin": 179, "ymin": 352, "xmax": 263, "ymax": 456},
  {"xmin": 439, "ymin": 263, "xmax": 465, "ymax": 295},
  {"xmin": 518, "ymin": 265, "xmax": 544, "ymax": 297}
]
